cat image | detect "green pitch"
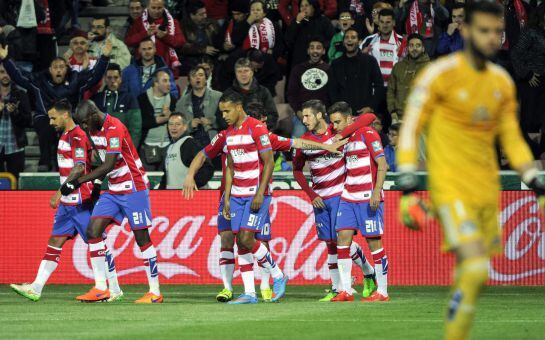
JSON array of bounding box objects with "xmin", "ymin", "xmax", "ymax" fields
[{"xmin": 1, "ymin": 285, "xmax": 544, "ymax": 339}]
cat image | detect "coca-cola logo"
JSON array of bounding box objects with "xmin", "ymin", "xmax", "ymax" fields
[
  {"xmin": 73, "ymin": 195, "xmax": 333, "ymax": 282},
  {"xmin": 490, "ymin": 195, "xmax": 545, "ymax": 282}
]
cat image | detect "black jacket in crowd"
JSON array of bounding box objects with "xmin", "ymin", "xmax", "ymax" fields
[
  {"xmin": 226, "ymin": 78, "xmax": 278, "ymax": 130},
  {"xmin": 285, "ymin": 13, "xmax": 335, "ymax": 67},
  {"xmin": 1, "ymin": 85, "xmax": 31, "ymax": 148},
  {"xmin": 328, "ymin": 51, "xmax": 384, "ymax": 113}
]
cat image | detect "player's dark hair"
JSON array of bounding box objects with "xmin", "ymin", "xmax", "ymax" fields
[
  {"xmin": 75, "ymin": 100, "xmax": 100, "ymax": 121},
  {"xmin": 107, "ymin": 63, "xmax": 122, "ymax": 73},
  {"xmin": 378, "ymin": 8, "xmax": 395, "ymax": 20},
  {"xmin": 92, "ymin": 16, "xmax": 110, "ymax": 27},
  {"xmin": 465, "ymin": 1, "xmax": 503, "ymax": 24},
  {"xmin": 302, "ymin": 99, "xmax": 326, "ymax": 118},
  {"xmin": 53, "ymin": 99, "xmax": 72, "ymax": 115},
  {"xmin": 407, "ymin": 33, "xmax": 424, "ymax": 44},
  {"xmin": 220, "ymin": 90, "xmax": 244, "ymax": 105},
  {"xmin": 327, "ymin": 101, "xmax": 352, "ymax": 117},
  {"xmin": 344, "ymin": 27, "xmax": 359, "ymax": 40},
  {"xmin": 245, "ymin": 101, "xmax": 267, "ymax": 119}
]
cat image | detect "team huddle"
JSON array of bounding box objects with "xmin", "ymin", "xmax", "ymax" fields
[{"xmin": 10, "ymin": 90, "xmax": 389, "ymax": 305}]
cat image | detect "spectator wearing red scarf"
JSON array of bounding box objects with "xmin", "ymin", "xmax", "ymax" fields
[
  {"xmin": 397, "ymin": 0, "xmax": 449, "ymax": 58},
  {"xmin": 125, "ymin": 0, "xmax": 185, "ymax": 74}
]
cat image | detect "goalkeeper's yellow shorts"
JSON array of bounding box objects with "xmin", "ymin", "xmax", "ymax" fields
[{"xmin": 432, "ymin": 197, "xmax": 501, "ymax": 255}]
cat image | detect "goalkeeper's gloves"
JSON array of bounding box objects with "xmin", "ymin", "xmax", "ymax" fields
[
  {"xmin": 91, "ymin": 179, "xmax": 103, "ymax": 203},
  {"xmin": 60, "ymin": 179, "xmax": 81, "ymax": 196},
  {"xmin": 398, "ymin": 172, "xmax": 430, "ymax": 231}
]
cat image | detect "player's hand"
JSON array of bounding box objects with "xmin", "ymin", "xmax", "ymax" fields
[
  {"xmin": 101, "ymin": 39, "xmax": 113, "ymax": 57},
  {"xmin": 312, "ymin": 196, "xmax": 326, "ymax": 209},
  {"xmin": 182, "ymin": 176, "xmax": 198, "ymax": 199},
  {"xmin": 325, "ymin": 138, "xmax": 348, "ymax": 154},
  {"xmin": 223, "ymin": 198, "xmax": 231, "ymax": 220},
  {"xmin": 399, "ymin": 193, "xmax": 430, "ymax": 231},
  {"xmin": 49, "ymin": 191, "xmax": 61, "ymax": 209},
  {"xmin": 251, "ymin": 192, "xmax": 264, "ymax": 212},
  {"xmin": 0, "ymin": 44, "xmax": 8, "ymax": 60},
  {"xmin": 370, "ymin": 190, "xmax": 381, "ymax": 211},
  {"xmin": 60, "ymin": 179, "xmax": 81, "ymax": 196}
]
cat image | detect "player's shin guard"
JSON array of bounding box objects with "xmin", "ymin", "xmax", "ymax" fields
[
  {"xmin": 445, "ymin": 257, "xmax": 489, "ymax": 340},
  {"xmin": 238, "ymin": 248, "xmax": 256, "ymax": 296},
  {"xmin": 89, "ymin": 238, "xmax": 108, "ymax": 291},
  {"xmin": 219, "ymin": 248, "xmax": 235, "ymax": 291},
  {"xmin": 337, "ymin": 245, "xmax": 352, "ymax": 293},
  {"xmin": 371, "ymin": 248, "xmax": 388, "ymax": 296},
  {"xmin": 326, "ymin": 242, "xmax": 340, "ymax": 292},
  {"xmin": 258, "ymin": 262, "xmax": 271, "ymax": 290},
  {"xmin": 140, "ymin": 242, "xmax": 160, "ymax": 296},
  {"xmin": 350, "ymin": 242, "xmax": 375, "ymax": 276},
  {"xmin": 32, "ymin": 245, "xmax": 62, "ymax": 294},
  {"xmin": 104, "ymin": 246, "xmax": 121, "ymax": 294},
  {"xmin": 252, "ymin": 241, "xmax": 283, "ymax": 280}
]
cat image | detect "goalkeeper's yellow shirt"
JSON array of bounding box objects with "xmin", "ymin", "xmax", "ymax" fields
[{"xmin": 397, "ymin": 52, "xmax": 533, "ymax": 206}]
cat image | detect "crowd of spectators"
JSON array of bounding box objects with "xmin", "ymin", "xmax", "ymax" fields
[{"xmin": 0, "ymin": 0, "xmax": 544, "ymax": 184}]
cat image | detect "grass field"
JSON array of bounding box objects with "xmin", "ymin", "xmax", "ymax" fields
[{"xmin": 1, "ymin": 285, "xmax": 544, "ymax": 339}]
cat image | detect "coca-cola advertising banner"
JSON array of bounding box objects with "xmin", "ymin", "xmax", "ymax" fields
[{"xmin": 1, "ymin": 191, "xmax": 543, "ymax": 285}]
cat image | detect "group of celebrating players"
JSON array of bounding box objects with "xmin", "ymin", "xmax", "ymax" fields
[{"xmin": 10, "ymin": 88, "xmax": 390, "ymax": 305}]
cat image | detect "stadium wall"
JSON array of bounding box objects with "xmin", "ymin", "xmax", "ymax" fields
[{"xmin": 1, "ymin": 190, "xmax": 543, "ymax": 285}]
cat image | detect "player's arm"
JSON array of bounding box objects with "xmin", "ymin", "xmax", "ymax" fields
[
  {"xmin": 292, "ymin": 137, "xmax": 347, "ymax": 154},
  {"xmin": 51, "ymin": 163, "xmax": 85, "ymax": 209},
  {"xmin": 253, "ymin": 148, "xmax": 274, "ymax": 211},
  {"xmin": 222, "ymin": 153, "xmax": 234, "ymax": 220},
  {"xmin": 336, "ymin": 113, "xmax": 377, "ymax": 140},
  {"xmin": 497, "ymin": 76, "xmax": 545, "ymax": 201},
  {"xmin": 292, "ymin": 149, "xmax": 325, "ymax": 209},
  {"xmin": 60, "ymin": 153, "xmax": 116, "ymax": 196},
  {"xmin": 183, "ymin": 150, "xmax": 207, "ymax": 199},
  {"xmin": 365, "ymin": 130, "xmax": 387, "ymax": 211}
]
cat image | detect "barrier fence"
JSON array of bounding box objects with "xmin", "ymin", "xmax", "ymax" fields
[{"xmin": 1, "ymin": 190, "xmax": 543, "ymax": 285}]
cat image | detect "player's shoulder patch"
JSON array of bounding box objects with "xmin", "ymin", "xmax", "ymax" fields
[
  {"xmin": 210, "ymin": 133, "xmax": 221, "ymax": 146},
  {"xmin": 371, "ymin": 140, "xmax": 382, "ymax": 152},
  {"xmin": 75, "ymin": 147, "xmax": 84, "ymax": 158},
  {"xmin": 109, "ymin": 137, "xmax": 120, "ymax": 148},
  {"xmin": 260, "ymin": 134, "xmax": 271, "ymax": 146}
]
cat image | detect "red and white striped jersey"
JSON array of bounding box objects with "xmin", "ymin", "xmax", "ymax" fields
[
  {"xmin": 91, "ymin": 114, "xmax": 149, "ymax": 194},
  {"xmin": 225, "ymin": 117, "xmax": 273, "ymax": 197},
  {"xmin": 204, "ymin": 129, "xmax": 293, "ymax": 194},
  {"xmin": 293, "ymin": 126, "xmax": 346, "ymax": 199},
  {"xmin": 57, "ymin": 126, "xmax": 93, "ymax": 205},
  {"xmin": 342, "ymin": 126, "xmax": 385, "ymax": 203},
  {"xmin": 361, "ymin": 32, "xmax": 403, "ymax": 86}
]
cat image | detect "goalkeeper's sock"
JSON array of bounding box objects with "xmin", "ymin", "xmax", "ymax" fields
[
  {"xmin": 258, "ymin": 262, "xmax": 271, "ymax": 290},
  {"xmin": 140, "ymin": 242, "xmax": 160, "ymax": 296},
  {"xmin": 89, "ymin": 238, "xmax": 108, "ymax": 291},
  {"xmin": 238, "ymin": 248, "xmax": 256, "ymax": 296},
  {"xmin": 372, "ymin": 248, "xmax": 388, "ymax": 296},
  {"xmin": 326, "ymin": 242, "xmax": 340, "ymax": 292},
  {"xmin": 445, "ymin": 256, "xmax": 489, "ymax": 340},
  {"xmin": 32, "ymin": 245, "xmax": 61, "ymax": 294},
  {"xmin": 104, "ymin": 246, "xmax": 121, "ymax": 294},
  {"xmin": 350, "ymin": 242, "xmax": 374, "ymax": 276},
  {"xmin": 337, "ymin": 245, "xmax": 352, "ymax": 293},
  {"xmin": 219, "ymin": 248, "xmax": 235, "ymax": 291}
]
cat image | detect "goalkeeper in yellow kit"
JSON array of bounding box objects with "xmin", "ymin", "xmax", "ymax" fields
[{"xmin": 397, "ymin": 2, "xmax": 545, "ymax": 340}]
